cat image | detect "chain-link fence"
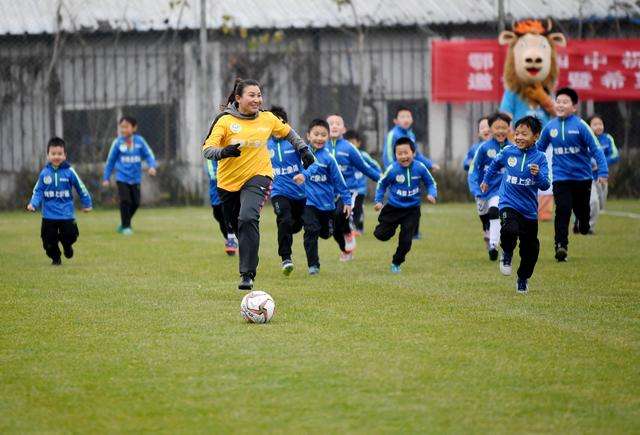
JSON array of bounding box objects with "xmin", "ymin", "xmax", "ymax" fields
[{"xmin": 1, "ymin": 2, "xmax": 639, "ymax": 208}]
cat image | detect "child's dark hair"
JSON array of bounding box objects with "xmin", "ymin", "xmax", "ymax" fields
[
  {"xmin": 308, "ymin": 118, "xmax": 330, "ymax": 132},
  {"xmin": 119, "ymin": 116, "xmax": 137, "ymax": 127},
  {"xmin": 587, "ymin": 114, "xmax": 603, "ymax": 125},
  {"xmin": 395, "ymin": 106, "xmax": 412, "ymax": 117},
  {"xmin": 223, "ymin": 78, "xmax": 261, "ymax": 108},
  {"xmin": 478, "ymin": 116, "xmax": 489, "ymax": 125},
  {"xmin": 47, "ymin": 137, "xmax": 66, "ymax": 152},
  {"xmin": 514, "ymin": 116, "xmax": 543, "ymax": 135},
  {"xmin": 344, "ymin": 129, "xmax": 362, "ymax": 144},
  {"xmin": 488, "ymin": 111, "xmax": 512, "ymax": 127},
  {"xmin": 270, "ymin": 105, "xmax": 288, "ymax": 123},
  {"xmin": 556, "ymin": 87, "xmax": 579, "ymax": 105},
  {"xmin": 394, "ymin": 136, "xmax": 416, "ymax": 152}
]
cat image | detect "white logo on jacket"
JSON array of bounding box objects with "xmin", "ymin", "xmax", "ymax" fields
[
  {"xmin": 230, "ymin": 123, "xmax": 242, "ymax": 133},
  {"xmin": 507, "ymin": 156, "xmax": 517, "ymax": 167},
  {"xmin": 119, "ymin": 144, "xmax": 128, "ymax": 152},
  {"xmin": 550, "ymin": 128, "xmax": 559, "ymax": 138},
  {"xmin": 43, "ymin": 176, "xmax": 52, "ymax": 185},
  {"xmin": 395, "ymin": 174, "xmax": 405, "ymax": 183},
  {"xmin": 487, "ymin": 149, "xmax": 497, "ymax": 158}
]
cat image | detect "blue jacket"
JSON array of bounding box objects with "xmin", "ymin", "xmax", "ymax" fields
[
  {"xmin": 29, "ymin": 162, "xmax": 92, "ymax": 220},
  {"xmin": 536, "ymin": 115, "xmax": 608, "ymax": 182},
  {"xmin": 463, "ymin": 141, "xmax": 482, "ymax": 172},
  {"xmin": 483, "ymin": 145, "xmax": 551, "ymax": 220},
  {"xmin": 103, "ymin": 134, "xmax": 157, "ymax": 185},
  {"xmin": 468, "ymin": 138, "xmax": 512, "ymax": 199},
  {"xmin": 382, "ymin": 125, "xmax": 435, "ymax": 170},
  {"xmin": 499, "ymin": 89, "xmax": 551, "ymax": 126},
  {"xmin": 327, "ymin": 138, "xmax": 380, "ymax": 192},
  {"xmin": 205, "ymin": 159, "xmax": 221, "ymax": 206},
  {"xmin": 268, "ymin": 137, "xmax": 306, "ymax": 200},
  {"xmin": 302, "ymin": 146, "xmax": 351, "ymax": 211},
  {"xmin": 355, "ymin": 149, "xmax": 382, "ymax": 195},
  {"xmin": 375, "ymin": 161, "xmax": 437, "ymax": 208},
  {"xmin": 592, "ymin": 132, "xmax": 620, "ymax": 179}
]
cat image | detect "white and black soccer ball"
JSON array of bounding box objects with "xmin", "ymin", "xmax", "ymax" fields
[{"xmin": 240, "ymin": 291, "xmax": 275, "ymax": 324}]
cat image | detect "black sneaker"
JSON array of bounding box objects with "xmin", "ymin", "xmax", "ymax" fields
[
  {"xmin": 51, "ymin": 257, "xmax": 62, "ymax": 266},
  {"xmin": 238, "ymin": 274, "xmax": 254, "ymax": 291},
  {"xmin": 63, "ymin": 244, "xmax": 73, "ymax": 259},
  {"xmin": 516, "ymin": 278, "xmax": 528, "ymax": 294},
  {"xmin": 555, "ymin": 244, "xmax": 568, "ymax": 262},
  {"xmin": 488, "ymin": 245, "xmax": 499, "ymax": 261}
]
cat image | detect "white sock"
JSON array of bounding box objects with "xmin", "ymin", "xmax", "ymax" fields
[
  {"xmin": 489, "ymin": 219, "xmax": 500, "ymax": 248},
  {"xmin": 228, "ymin": 233, "xmax": 237, "ymax": 241}
]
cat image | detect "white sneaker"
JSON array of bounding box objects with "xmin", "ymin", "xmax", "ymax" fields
[
  {"xmin": 499, "ymin": 252, "xmax": 513, "ymax": 276},
  {"xmin": 344, "ymin": 232, "xmax": 356, "ymax": 253},
  {"xmin": 339, "ymin": 251, "xmax": 353, "ymax": 262}
]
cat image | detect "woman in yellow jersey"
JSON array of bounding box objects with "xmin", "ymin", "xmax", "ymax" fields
[{"xmin": 202, "ymin": 79, "xmax": 315, "ymax": 290}]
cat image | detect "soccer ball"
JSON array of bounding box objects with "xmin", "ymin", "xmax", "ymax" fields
[{"xmin": 240, "ymin": 291, "xmax": 276, "ymax": 324}]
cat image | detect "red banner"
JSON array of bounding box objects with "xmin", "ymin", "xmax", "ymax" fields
[{"xmin": 431, "ymin": 39, "xmax": 640, "ymax": 102}]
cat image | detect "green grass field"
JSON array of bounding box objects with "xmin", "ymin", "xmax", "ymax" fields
[{"xmin": 1, "ymin": 201, "xmax": 639, "ymax": 433}]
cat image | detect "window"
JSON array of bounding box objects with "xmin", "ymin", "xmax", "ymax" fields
[
  {"xmin": 62, "ymin": 108, "xmax": 117, "ymax": 164},
  {"xmin": 121, "ymin": 104, "xmax": 178, "ymax": 160}
]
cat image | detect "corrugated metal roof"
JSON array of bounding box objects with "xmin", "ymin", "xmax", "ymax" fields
[{"xmin": 0, "ymin": 0, "xmax": 634, "ymax": 35}]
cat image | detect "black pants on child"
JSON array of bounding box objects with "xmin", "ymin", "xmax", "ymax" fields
[
  {"xmin": 41, "ymin": 219, "xmax": 79, "ymax": 261},
  {"xmin": 333, "ymin": 197, "xmax": 352, "ymax": 252},
  {"xmin": 500, "ymin": 208, "xmax": 539, "ymax": 280},
  {"xmin": 218, "ymin": 175, "xmax": 272, "ymax": 278},
  {"xmin": 553, "ymin": 179, "xmax": 591, "ymax": 248},
  {"xmin": 117, "ymin": 181, "xmax": 141, "ymax": 228},
  {"xmin": 303, "ymin": 205, "xmax": 334, "ymax": 268},
  {"xmin": 373, "ymin": 205, "xmax": 420, "ymax": 266},
  {"xmin": 212, "ymin": 204, "xmax": 227, "ymax": 239},
  {"xmin": 352, "ymin": 193, "xmax": 365, "ymax": 232},
  {"xmin": 272, "ymin": 195, "xmax": 306, "ymax": 261}
]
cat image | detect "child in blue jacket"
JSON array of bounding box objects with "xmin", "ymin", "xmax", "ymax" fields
[
  {"xmin": 482, "ymin": 116, "xmax": 550, "ymax": 294},
  {"xmin": 206, "ymin": 159, "xmax": 237, "ymax": 256},
  {"xmin": 301, "ymin": 119, "xmax": 352, "ymax": 275},
  {"xmin": 27, "ymin": 137, "xmax": 92, "ymax": 265},
  {"xmin": 374, "ymin": 137, "xmax": 437, "ymax": 273},
  {"xmin": 468, "ymin": 112, "xmax": 513, "ymax": 261},
  {"xmin": 102, "ymin": 116, "xmax": 157, "ymax": 235},
  {"xmin": 268, "ymin": 106, "xmax": 307, "ymax": 275},
  {"xmin": 345, "ymin": 129, "xmax": 381, "ymax": 235},
  {"xmin": 536, "ymin": 88, "xmax": 608, "ymax": 261}
]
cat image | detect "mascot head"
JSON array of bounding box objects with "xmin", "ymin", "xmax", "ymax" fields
[{"xmin": 499, "ymin": 19, "xmax": 566, "ymax": 93}]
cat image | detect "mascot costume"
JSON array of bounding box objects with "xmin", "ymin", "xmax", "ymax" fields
[{"xmin": 498, "ymin": 19, "xmax": 567, "ymax": 221}]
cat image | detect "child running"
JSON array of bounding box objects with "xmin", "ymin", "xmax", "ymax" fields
[
  {"xmin": 27, "ymin": 137, "xmax": 92, "ymax": 265},
  {"xmin": 463, "ymin": 116, "xmax": 491, "ymax": 246},
  {"xmin": 326, "ymin": 114, "xmax": 380, "ymax": 261},
  {"xmin": 468, "ymin": 112, "xmax": 513, "ymax": 261},
  {"xmin": 344, "ymin": 129, "xmax": 381, "ymax": 235},
  {"xmin": 374, "ymin": 137, "xmax": 437, "ymax": 273},
  {"xmin": 206, "ymin": 159, "xmax": 237, "ymax": 255},
  {"xmin": 102, "ymin": 116, "xmax": 157, "ymax": 235},
  {"xmin": 268, "ymin": 106, "xmax": 307, "ymax": 275},
  {"xmin": 481, "ymin": 116, "xmax": 550, "ymax": 293},
  {"xmin": 301, "ymin": 119, "xmax": 352, "ymax": 275}
]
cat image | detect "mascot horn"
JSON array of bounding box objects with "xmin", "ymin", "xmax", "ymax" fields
[{"xmin": 498, "ymin": 19, "xmax": 567, "ymax": 125}]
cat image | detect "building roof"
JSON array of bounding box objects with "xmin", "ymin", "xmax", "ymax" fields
[{"xmin": 0, "ymin": 0, "xmax": 636, "ymax": 35}]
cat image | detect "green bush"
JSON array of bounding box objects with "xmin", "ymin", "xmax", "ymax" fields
[{"xmin": 608, "ymin": 149, "xmax": 640, "ymax": 199}]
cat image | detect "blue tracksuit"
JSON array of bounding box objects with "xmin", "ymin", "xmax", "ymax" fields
[
  {"xmin": 355, "ymin": 150, "xmax": 382, "ymax": 195},
  {"xmin": 592, "ymin": 133, "xmax": 620, "ymax": 179},
  {"xmin": 468, "ymin": 138, "xmax": 512, "ymax": 199},
  {"xmin": 327, "ymin": 138, "xmax": 380, "ymax": 192},
  {"xmin": 483, "ymin": 145, "xmax": 551, "ymax": 220},
  {"xmin": 375, "ymin": 161, "xmax": 437, "ymax": 208},
  {"xmin": 302, "ymin": 146, "xmax": 351, "ymax": 211},
  {"xmin": 463, "ymin": 141, "xmax": 482, "ymax": 172},
  {"xmin": 103, "ymin": 134, "xmax": 157, "ymax": 184},
  {"xmin": 382, "ymin": 125, "xmax": 435, "ymax": 170},
  {"xmin": 499, "ymin": 89, "xmax": 551, "ymax": 126},
  {"xmin": 205, "ymin": 159, "xmax": 221, "ymax": 206},
  {"xmin": 29, "ymin": 162, "xmax": 92, "ymax": 220},
  {"xmin": 536, "ymin": 115, "xmax": 608, "ymax": 182},
  {"xmin": 268, "ymin": 137, "xmax": 306, "ymax": 200}
]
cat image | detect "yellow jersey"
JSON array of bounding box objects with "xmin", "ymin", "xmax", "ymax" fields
[{"xmin": 203, "ymin": 111, "xmax": 291, "ymax": 192}]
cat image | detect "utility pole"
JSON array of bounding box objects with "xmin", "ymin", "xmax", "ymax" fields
[{"xmin": 497, "ymin": 0, "xmax": 505, "ymax": 32}]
